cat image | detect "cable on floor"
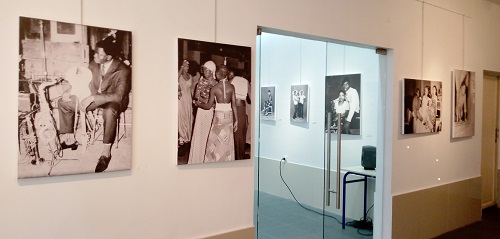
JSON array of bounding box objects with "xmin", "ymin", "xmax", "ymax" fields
[{"xmin": 279, "ymin": 158, "xmax": 373, "ymax": 236}]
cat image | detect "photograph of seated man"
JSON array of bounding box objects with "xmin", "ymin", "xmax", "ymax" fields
[
  {"xmin": 17, "ymin": 17, "xmax": 132, "ymax": 178},
  {"xmin": 260, "ymin": 86, "xmax": 275, "ymax": 120}
]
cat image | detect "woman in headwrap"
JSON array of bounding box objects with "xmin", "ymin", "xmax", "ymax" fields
[{"xmin": 188, "ymin": 61, "xmax": 218, "ymax": 164}]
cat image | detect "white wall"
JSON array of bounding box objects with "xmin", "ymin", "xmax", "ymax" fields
[
  {"xmin": 258, "ymin": 33, "xmax": 380, "ymax": 168},
  {"xmin": 1, "ymin": 1, "xmax": 500, "ymax": 239},
  {"xmin": 1, "ymin": 1, "xmax": 254, "ymax": 239}
]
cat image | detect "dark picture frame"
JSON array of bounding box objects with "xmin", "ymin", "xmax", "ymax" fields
[
  {"xmin": 402, "ymin": 78, "xmax": 442, "ymax": 134},
  {"xmin": 177, "ymin": 38, "xmax": 252, "ymax": 165},
  {"xmin": 290, "ymin": 84, "xmax": 309, "ymax": 123},
  {"xmin": 260, "ymin": 86, "xmax": 276, "ymax": 121},
  {"xmin": 452, "ymin": 70, "xmax": 475, "ymax": 138},
  {"xmin": 325, "ymin": 74, "xmax": 361, "ymax": 135},
  {"xmin": 18, "ymin": 16, "xmax": 133, "ymax": 178}
]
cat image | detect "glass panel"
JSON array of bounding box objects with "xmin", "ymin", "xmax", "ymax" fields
[
  {"xmin": 256, "ymin": 32, "xmax": 326, "ymax": 239},
  {"xmin": 256, "ymin": 31, "xmax": 382, "ymax": 239},
  {"xmin": 323, "ymin": 42, "xmax": 380, "ymax": 238}
]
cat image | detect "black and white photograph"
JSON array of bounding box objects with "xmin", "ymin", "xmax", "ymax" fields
[
  {"xmin": 18, "ymin": 17, "xmax": 133, "ymax": 178},
  {"xmin": 452, "ymin": 69, "xmax": 475, "ymax": 138},
  {"xmin": 403, "ymin": 78, "xmax": 442, "ymax": 134},
  {"xmin": 290, "ymin": 85, "xmax": 309, "ymax": 122},
  {"xmin": 177, "ymin": 38, "xmax": 251, "ymax": 165},
  {"xmin": 260, "ymin": 86, "xmax": 276, "ymax": 121},
  {"xmin": 324, "ymin": 74, "xmax": 361, "ymax": 135}
]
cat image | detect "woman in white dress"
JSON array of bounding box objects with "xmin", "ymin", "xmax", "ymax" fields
[
  {"xmin": 178, "ymin": 60, "xmax": 194, "ymax": 145},
  {"xmin": 417, "ymin": 86, "xmax": 433, "ymax": 132}
]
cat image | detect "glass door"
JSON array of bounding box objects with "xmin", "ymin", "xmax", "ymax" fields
[
  {"xmin": 255, "ymin": 30, "xmax": 382, "ymax": 239},
  {"xmin": 255, "ymin": 31, "xmax": 327, "ymax": 239}
]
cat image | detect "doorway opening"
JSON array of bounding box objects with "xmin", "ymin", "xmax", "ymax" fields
[
  {"xmin": 254, "ymin": 28, "xmax": 390, "ymax": 239},
  {"xmin": 482, "ymin": 71, "xmax": 500, "ymax": 209}
]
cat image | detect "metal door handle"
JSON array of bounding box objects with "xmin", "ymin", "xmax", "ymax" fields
[
  {"xmin": 336, "ymin": 113, "xmax": 342, "ymax": 209},
  {"xmin": 326, "ymin": 113, "xmax": 342, "ymax": 209},
  {"xmin": 326, "ymin": 113, "xmax": 332, "ymax": 206}
]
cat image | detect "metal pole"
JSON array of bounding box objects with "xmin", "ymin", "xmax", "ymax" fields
[
  {"xmin": 326, "ymin": 113, "xmax": 332, "ymax": 206},
  {"xmin": 336, "ymin": 113, "xmax": 342, "ymax": 209}
]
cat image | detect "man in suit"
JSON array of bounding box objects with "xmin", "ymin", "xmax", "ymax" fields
[
  {"xmin": 58, "ymin": 38, "xmax": 131, "ymax": 173},
  {"xmin": 342, "ymin": 77, "xmax": 359, "ymax": 134}
]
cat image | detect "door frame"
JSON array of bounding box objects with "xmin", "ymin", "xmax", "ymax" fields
[
  {"xmin": 255, "ymin": 26, "xmax": 392, "ymax": 239},
  {"xmin": 482, "ymin": 70, "xmax": 500, "ymax": 208}
]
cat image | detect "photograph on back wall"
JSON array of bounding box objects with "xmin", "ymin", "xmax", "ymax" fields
[
  {"xmin": 18, "ymin": 16, "xmax": 133, "ymax": 178},
  {"xmin": 402, "ymin": 78, "xmax": 442, "ymax": 134},
  {"xmin": 177, "ymin": 38, "xmax": 252, "ymax": 165},
  {"xmin": 452, "ymin": 69, "xmax": 475, "ymax": 138},
  {"xmin": 324, "ymin": 74, "xmax": 361, "ymax": 135},
  {"xmin": 290, "ymin": 84, "xmax": 309, "ymax": 123},
  {"xmin": 260, "ymin": 86, "xmax": 276, "ymax": 121}
]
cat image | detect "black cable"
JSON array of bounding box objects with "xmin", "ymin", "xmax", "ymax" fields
[
  {"xmin": 279, "ymin": 158, "xmax": 342, "ymax": 224},
  {"xmin": 366, "ymin": 204, "xmax": 374, "ymax": 215},
  {"xmin": 350, "ymin": 204, "xmax": 375, "ymax": 236},
  {"xmin": 279, "ymin": 158, "xmax": 374, "ymax": 236}
]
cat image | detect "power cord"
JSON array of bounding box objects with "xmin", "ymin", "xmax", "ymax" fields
[
  {"xmin": 342, "ymin": 196, "xmax": 374, "ymax": 236},
  {"xmin": 279, "ymin": 158, "xmax": 374, "ymax": 236},
  {"xmin": 279, "ymin": 158, "xmax": 342, "ymax": 224}
]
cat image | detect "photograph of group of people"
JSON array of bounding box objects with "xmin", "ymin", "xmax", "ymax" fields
[
  {"xmin": 260, "ymin": 86, "xmax": 275, "ymax": 120},
  {"xmin": 18, "ymin": 17, "xmax": 133, "ymax": 178},
  {"xmin": 177, "ymin": 39, "xmax": 251, "ymax": 165},
  {"xmin": 452, "ymin": 69, "xmax": 475, "ymax": 138},
  {"xmin": 290, "ymin": 85, "xmax": 309, "ymax": 122},
  {"xmin": 324, "ymin": 74, "xmax": 361, "ymax": 135},
  {"xmin": 403, "ymin": 78, "xmax": 443, "ymax": 134}
]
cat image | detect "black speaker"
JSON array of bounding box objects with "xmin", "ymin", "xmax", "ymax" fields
[{"xmin": 361, "ymin": 146, "xmax": 376, "ymax": 170}]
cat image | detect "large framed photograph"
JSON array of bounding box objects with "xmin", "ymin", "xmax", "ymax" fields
[
  {"xmin": 452, "ymin": 70, "xmax": 475, "ymax": 138},
  {"xmin": 177, "ymin": 38, "xmax": 251, "ymax": 165},
  {"xmin": 18, "ymin": 17, "xmax": 133, "ymax": 178},
  {"xmin": 402, "ymin": 78, "xmax": 442, "ymax": 134},
  {"xmin": 290, "ymin": 84, "xmax": 309, "ymax": 123},
  {"xmin": 260, "ymin": 86, "xmax": 276, "ymax": 121},
  {"xmin": 324, "ymin": 74, "xmax": 361, "ymax": 135}
]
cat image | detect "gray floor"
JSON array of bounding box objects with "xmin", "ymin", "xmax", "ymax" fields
[
  {"xmin": 255, "ymin": 191, "xmax": 373, "ymax": 239},
  {"xmin": 432, "ymin": 206, "xmax": 500, "ymax": 239}
]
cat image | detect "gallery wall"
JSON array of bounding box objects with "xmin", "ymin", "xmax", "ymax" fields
[
  {"xmin": 0, "ymin": 0, "xmax": 500, "ymax": 239},
  {"xmin": 1, "ymin": 1, "xmax": 255, "ymax": 239}
]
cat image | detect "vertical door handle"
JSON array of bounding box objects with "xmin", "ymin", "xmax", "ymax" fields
[
  {"xmin": 326, "ymin": 113, "xmax": 332, "ymax": 206},
  {"xmin": 326, "ymin": 112, "xmax": 342, "ymax": 209},
  {"xmin": 336, "ymin": 113, "xmax": 342, "ymax": 209}
]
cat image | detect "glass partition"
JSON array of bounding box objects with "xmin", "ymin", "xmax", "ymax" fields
[{"xmin": 255, "ymin": 30, "xmax": 385, "ymax": 239}]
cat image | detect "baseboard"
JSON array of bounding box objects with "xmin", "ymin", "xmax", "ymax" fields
[
  {"xmin": 392, "ymin": 177, "xmax": 481, "ymax": 239},
  {"xmin": 202, "ymin": 226, "xmax": 255, "ymax": 239}
]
